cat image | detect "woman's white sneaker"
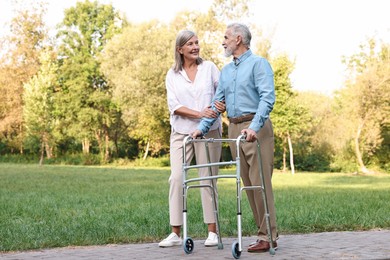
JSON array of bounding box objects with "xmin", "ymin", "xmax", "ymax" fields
[
  {"xmin": 158, "ymin": 232, "xmax": 182, "ymax": 247},
  {"xmin": 204, "ymin": 232, "xmax": 218, "ymax": 247}
]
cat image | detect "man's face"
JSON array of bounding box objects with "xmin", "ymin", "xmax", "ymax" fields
[{"xmin": 222, "ymin": 28, "xmax": 236, "ymax": 57}]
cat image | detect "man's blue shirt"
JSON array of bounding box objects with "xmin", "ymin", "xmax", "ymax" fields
[{"xmin": 197, "ymin": 49, "xmax": 275, "ymax": 135}]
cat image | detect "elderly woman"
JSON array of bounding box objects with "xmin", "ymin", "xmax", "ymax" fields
[{"xmin": 159, "ymin": 30, "xmax": 225, "ymax": 248}]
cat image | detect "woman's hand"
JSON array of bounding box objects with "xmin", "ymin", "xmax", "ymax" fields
[
  {"xmin": 214, "ymin": 100, "xmax": 226, "ymax": 113},
  {"xmin": 200, "ymin": 106, "xmax": 218, "ymax": 118}
]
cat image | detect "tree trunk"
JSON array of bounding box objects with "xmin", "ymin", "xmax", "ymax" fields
[
  {"xmin": 113, "ymin": 132, "xmax": 119, "ymax": 157},
  {"xmin": 43, "ymin": 133, "xmax": 52, "ymax": 159},
  {"xmin": 281, "ymin": 135, "xmax": 287, "ymax": 172},
  {"xmin": 104, "ymin": 131, "xmax": 110, "ymax": 162},
  {"xmin": 20, "ymin": 124, "xmax": 24, "ymax": 154},
  {"xmin": 355, "ymin": 121, "xmax": 370, "ymax": 174},
  {"xmin": 82, "ymin": 138, "xmax": 90, "ymax": 154},
  {"xmin": 143, "ymin": 141, "xmax": 150, "ymax": 160},
  {"xmin": 45, "ymin": 143, "xmax": 52, "ymax": 159},
  {"xmin": 95, "ymin": 130, "xmax": 103, "ymax": 155},
  {"xmin": 282, "ymin": 144, "xmax": 287, "ymax": 173},
  {"xmin": 287, "ymin": 132, "xmax": 295, "ymax": 175},
  {"xmin": 39, "ymin": 138, "xmax": 44, "ymax": 166}
]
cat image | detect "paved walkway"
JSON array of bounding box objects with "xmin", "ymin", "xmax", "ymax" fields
[{"xmin": 1, "ymin": 229, "xmax": 390, "ymax": 260}]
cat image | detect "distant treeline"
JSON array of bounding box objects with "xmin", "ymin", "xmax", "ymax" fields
[{"xmin": 0, "ymin": 0, "xmax": 388, "ymax": 173}]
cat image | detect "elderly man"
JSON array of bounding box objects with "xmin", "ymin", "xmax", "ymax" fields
[{"xmin": 191, "ymin": 22, "xmax": 278, "ymax": 253}]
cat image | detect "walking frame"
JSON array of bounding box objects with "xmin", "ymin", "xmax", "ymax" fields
[{"xmin": 181, "ymin": 134, "xmax": 275, "ymax": 259}]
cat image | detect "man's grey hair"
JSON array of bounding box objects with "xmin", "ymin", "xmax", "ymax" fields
[{"xmin": 227, "ymin": 23, "xmax": 251, "ymax": 48}]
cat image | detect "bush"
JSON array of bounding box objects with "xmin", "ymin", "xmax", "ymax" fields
[
  {"xmin": 330, "ymin": 156, "xmax": 358, "ymax": 173},
  {"xmin": 295, "ymin": 153, "xmax": 331, "ymax": 172},
  {"xmin": 0, "ymin": 154, "xmax": 38, "ymax": 163},
  {"xmin": 45, "ymin": 153, "xmax": 102, "ymax": 165},
  {"xmin": 111, "ymin": 155, "xmax": 170, "ymax": 167},
  {"xmin": 0, "ymin": 153, "xmax": 103, "ymax": 165}
]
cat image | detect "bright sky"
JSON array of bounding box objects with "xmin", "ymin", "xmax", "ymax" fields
[{"xmin": 1, "ymin": 0, "xmax": 389, "ymax": 95}]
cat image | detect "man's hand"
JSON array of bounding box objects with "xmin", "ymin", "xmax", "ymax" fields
[
  {"xmin": 241, "ymin": 129, "xmax": 257, "ymax": 142},
  {"xmin": 191, "ymin": 129, "xmax": 203, "ymax": 139}
]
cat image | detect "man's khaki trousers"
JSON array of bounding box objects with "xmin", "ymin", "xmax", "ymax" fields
[{"xmin": 228, "ymin": 119, "xmax": 278, "ymax": 241}]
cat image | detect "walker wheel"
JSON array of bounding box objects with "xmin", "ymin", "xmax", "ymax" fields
[
  {"xmin": 231, "ymin": 241, "xmax": 241, "ymax": 259},
  {"xmin": 269, "ymin": 247, "xmax": 276, "ymax": 255},
  {"xmin": 183, "ymin": 237, "xmax": 194, "ymax": 254}
]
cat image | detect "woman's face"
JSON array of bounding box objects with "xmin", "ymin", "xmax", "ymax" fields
[{"xmin": 179, "ymin": 36, "xmax": 200, "ymax": 61}]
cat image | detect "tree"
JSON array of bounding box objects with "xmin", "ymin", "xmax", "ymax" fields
[
  {"xmin": 294, "ymin": 91, "xmax": 334, "ymax": 172},
  {"xmin": 56, "ymin": 0, "xmax": 124, "ymax": 161},
  {"xmin": 338, "ymin": 38, "xmax": 390, "ymax": 173},
  {"xmin": 170, "ymin": 10, "xmax": 225, "ymax": 68},
  {"xmin": 271, "ymin": 54, "xmax": 311, "ymax": 174},
  {"xmin": 100, "ymin": 21, "xmax": 173, "ymax": 157},
  {"xmin": 23, "ymin": 50, "xmax": 57, "ymax": 164},
  {"xmin": 211, "ymin": 0, "xmax": 252, "ymax": 23},
  {"xmin": 0, "ymin": 1, "xmax": 48, "ymax": 154},
  {"xmin": 100, "ymin": 0, "xmax": 264, "ymax": 159}
]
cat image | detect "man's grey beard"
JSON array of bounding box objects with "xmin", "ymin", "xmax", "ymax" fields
[{"xmin": 224, "ymin": 47, "xmax": 233, "ymax": 57}]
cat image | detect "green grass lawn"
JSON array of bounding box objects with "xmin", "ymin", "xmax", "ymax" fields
[{"xmin": 0, "ymin": 163, "xmax": 389, "ymax": 252}]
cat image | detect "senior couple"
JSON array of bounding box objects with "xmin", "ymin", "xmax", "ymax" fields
[{"xmin": 160, "ymin": 22, "xmax": 278, "ymax": 253}]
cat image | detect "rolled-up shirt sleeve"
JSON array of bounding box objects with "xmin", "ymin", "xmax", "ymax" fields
[
  {"xmin": 166, "ymin": 70, "xmax": 183, "ymax": 115},
  {"xmin": 197, "ymin": 81, "xmax": 225, "ymax": 135}
]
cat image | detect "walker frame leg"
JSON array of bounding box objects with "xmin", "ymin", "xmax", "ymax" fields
[
  {"xmin": 256, "ymin": 141, "xmax": 275, "ymax": 255},
  {"xmin": 205, "ymin": 141, "xmax": 223, "ymax": 249}
]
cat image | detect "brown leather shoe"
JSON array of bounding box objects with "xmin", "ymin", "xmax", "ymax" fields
[{"xmin": 247, "ymin": 240, "xmax": 278, "ymax": 253}]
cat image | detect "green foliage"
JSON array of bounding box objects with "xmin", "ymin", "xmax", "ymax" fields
[
  {"xmin": 0, "ymin": 153, "xmax": 102, "ymax": 165},
  {"xmin": 374, "ymin": 124, "xmax": 390, "ymax": 172},
  {"xmin": 23, "ymin": 50, "xmax": 58, "ymax": 162},
  {"xmin": 330, "ymin": 155, "xmax": 360, "ymax": 173},
  {"xmin": 100, "ymin": 21, "xmax": 174, "ymax": 156},
  {"xmin": 0, "ymin": 154, "xmax": 38, "ymax": 163},
  {"xmin": 337, "ymin": 39, "xmax": 390, "ymax": 173},
  {"xmin": 0, "ymin": 0, "xmax": 388, "ymax": 172},
  {"xmin": 170, "ymin": 10, "xmax": 226, "ymax": 67},
  {"xmin": 111, "ymin": 155, "xmax": 170, "ymax": 168},
  {"xmin": 294, "ymin": 142, "xmax": 332, "ymax": 172},
  {"xmin": 55, "ymin": 0, "xmax": 124, "ymax": 158},
  {"xmin": 272, "ymin": 54, "xmax": 311, "ymax": 136},
  {"xmin": 291, "ymin": 92, "xmax": 335, "ymax": 172},
  {"xmin": 46, "ymin": 153, "xmax": 102, "ymax": 165},
  {"xmin": 270, "ymin": 54, "xmax": 312, "ymax": 172}
]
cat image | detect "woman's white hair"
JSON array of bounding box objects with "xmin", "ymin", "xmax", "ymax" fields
[{"xmin": 173, "ymin": 30, "xmax": 203, "ymax": 72}]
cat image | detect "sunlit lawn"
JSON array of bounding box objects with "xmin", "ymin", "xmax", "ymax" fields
[{"xmin": 0, "ymin": 163, "xmax": 389, "ymax": 252}]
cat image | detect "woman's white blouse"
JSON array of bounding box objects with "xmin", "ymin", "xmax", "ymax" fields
[{"xmin": 166, "ymin": 61, "xmax": 221, "ymax": 135}]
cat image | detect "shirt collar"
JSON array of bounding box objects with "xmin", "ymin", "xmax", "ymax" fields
[
  {"xmin": 179, "ymin": 62, "xmax": 203, "ymax": 82},
  {"xmin": 233, "ymin": 49, "xmax": 252, "ymax": 66}
]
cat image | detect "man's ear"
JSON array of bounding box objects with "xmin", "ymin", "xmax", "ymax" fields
[{"xmin": 236, "ymin": 35, "xmax": 242, "ymax": 46}]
